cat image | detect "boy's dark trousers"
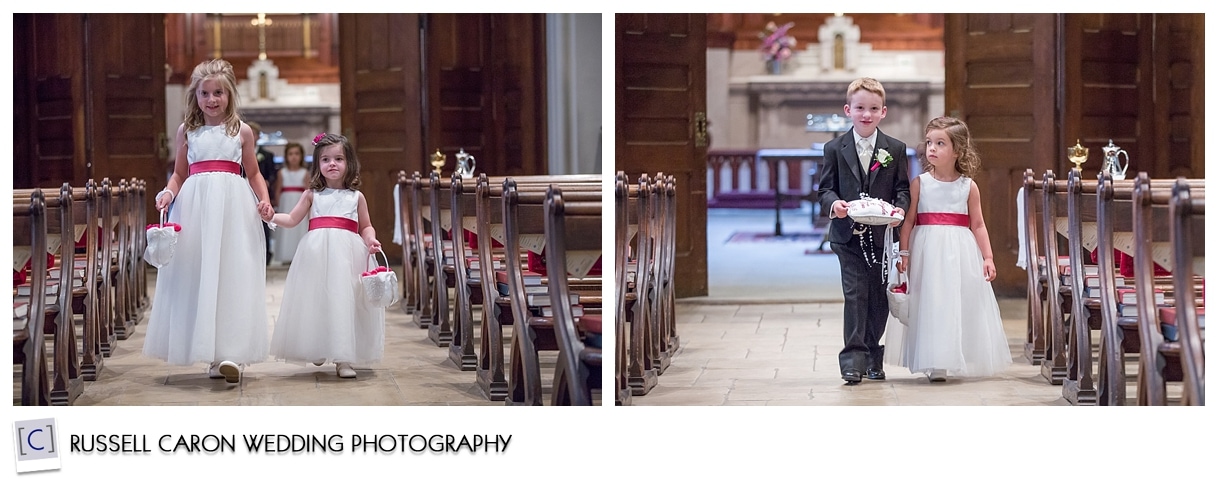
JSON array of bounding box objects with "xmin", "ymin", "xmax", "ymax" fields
[
  {"xmin": 816, "ymin": 126, "xmax": 910, "ymax": 380},
  {"xmin": 831, "ymin": 232, "xmax": 888, "ymax": 376}
]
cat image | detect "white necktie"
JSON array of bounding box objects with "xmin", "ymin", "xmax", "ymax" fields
[{"xmin": 858, "ymin": 138, "xmax": 873, "ymax": 173}]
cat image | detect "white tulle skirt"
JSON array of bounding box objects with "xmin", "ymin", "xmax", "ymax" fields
[
  {"xmin": 270, "ymin": 227, "xmax": 385, "ymax": 365},
  {"xmin": 885, "ymin": 224, "xmax": 1012, "ymax": 377},
  {"xmin": 143, "ymin": 172, "xmax": 269, "ymax": 366}
]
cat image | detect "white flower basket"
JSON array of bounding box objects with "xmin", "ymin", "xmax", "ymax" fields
[
  {"xmin": 143, "ymin": 210, "xmax": 180, "ymax": 268},
  {"xmin": 361, "ymin": 250, "xmax": 400, "ymax": 309}
]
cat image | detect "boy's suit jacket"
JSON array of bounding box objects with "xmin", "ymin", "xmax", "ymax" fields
[{"xmin": 817, "ymin": 127, "xmax": 911, "ymax": 245}]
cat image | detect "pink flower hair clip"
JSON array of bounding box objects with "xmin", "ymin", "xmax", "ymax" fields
[{"xmin": 312, "ymin": 133, "xmax": 326, "ymax": 146}]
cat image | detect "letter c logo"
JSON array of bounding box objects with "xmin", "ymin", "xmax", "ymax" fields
[{"xmin": 26, "ymin": 428, "xmax": 44, "ymax": 451}]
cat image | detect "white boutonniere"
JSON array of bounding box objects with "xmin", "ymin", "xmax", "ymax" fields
[{"xmin": 870, "ymin": 149, "xmax": 895, "ymax": 172}]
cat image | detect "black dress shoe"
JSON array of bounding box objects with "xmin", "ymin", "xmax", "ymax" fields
[
  {"xmin": 842, "ymin": 370, "xmax": 862, "ymax": 385},
  {"xmin": 866, "ymin": 368, "xmax": 886, "ymax": 380}
]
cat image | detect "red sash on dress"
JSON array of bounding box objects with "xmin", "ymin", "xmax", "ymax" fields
[
  {"xmin": 282, "ymin": 187, "xmax": 306, "ymax": 193},
  {"xmin": 308, "ymin": 216, "xmax": 358, "ymax": 233},
  {"xmin": 189, "ymin": 160, "xmax": 242, "ymax": 176},
  {"xmin": 917, "ymin": 213, "xmax": 970, "ymax": 227}
]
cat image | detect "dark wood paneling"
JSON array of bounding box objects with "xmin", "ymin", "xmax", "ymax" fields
[
  {"xmin": 947, "ymin": 12, "xmax": 1204, "ymax": 296},
  {"xmin": 425, "ymin": 13, "xmax": 546, "ymax": 177},
  {"xmin": 946, "ymin": 13, "xmax": 1057, "ymax": 296},
  {"xmin": 340, "ymin": 13, "xmax": 424, "ymax": 265},
  {"xmin": 617, "ymin": 13, "xmax": 708, "ymax": 298},
  {"xmin": 18, "ymin": 14, "xmax": 86, "ymax": 189},
  {"xmin": 15, "ymin": 15, "xmax": 32, "ymax": 186},
  {"xmin": 87, "ymin": 14, "xmax": 167, "ymax": 219}
]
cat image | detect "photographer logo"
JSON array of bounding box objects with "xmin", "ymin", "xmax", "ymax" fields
[{"xmin": 13, "ymin": 418, "xmax": 60, "ymax": 473}]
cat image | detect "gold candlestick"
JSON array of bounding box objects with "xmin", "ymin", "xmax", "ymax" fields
[
  {"xmin": 430, "ymin": 149, "xmax": 446, "ymax": 175},
  {"xmin": 1067, "ymin": 140, "xmax": 1088, "ymax": 172}
]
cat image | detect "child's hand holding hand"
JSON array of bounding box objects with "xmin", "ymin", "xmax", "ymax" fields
[{"xmin": 258, "ymin": 203, "xmax": 275, "ymax": 222}]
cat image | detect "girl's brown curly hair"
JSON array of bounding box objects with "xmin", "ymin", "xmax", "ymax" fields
[
  {"xmin": 917, "ymin": 116, "xmax": 980, "ymax": 177},
  {"xmin": 308, "ymin": 133, "xmax": 361, "ymax": 190}
]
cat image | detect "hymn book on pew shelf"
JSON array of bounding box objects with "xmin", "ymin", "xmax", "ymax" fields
[
  {"xmin": 526, "ymin": 292, "xmax": 581, "ymax": 307},
  {"xmin": 495, "ymin": 270, "xmax": 542, "ymax": 286}
]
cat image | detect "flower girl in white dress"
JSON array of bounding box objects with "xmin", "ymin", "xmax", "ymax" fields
[
  {"xmin": 145, "ymin": 59, "xmax": 272, "ymax": 385},
  {"xmin": 891, "ymin": 117, "xmax": 1011, "ymax": 382},
  {"xmin": 261, "ymin": 133, "xmax": 384, "ymax": 379},
  {"xmin": 272, "ymin": 142, "xmax": 309, "ymax": 264}
]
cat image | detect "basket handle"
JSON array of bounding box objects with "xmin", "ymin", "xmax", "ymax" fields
[
  {"xmin": 160, "ymin": 209, "xmax": 168, "ymax": 227},
  {"xmin": 367, "ymin": 249, "xmax": 390, "ymax": 271}
]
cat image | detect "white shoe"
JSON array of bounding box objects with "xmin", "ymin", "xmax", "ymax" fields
[
  {"xmin": 928, "ymin": 369, "xmax": 947, "ymax": 382},
  {"xmin": 207, "ymin": 363, "xmax": 224, "ymax": 379},
  {"xmin": 218, "ymin": 361, "xmax": 241, "ymax": 384},
  {"xmin": 336, "ymin": 363, "xmax": 357, "ymax": 379}
]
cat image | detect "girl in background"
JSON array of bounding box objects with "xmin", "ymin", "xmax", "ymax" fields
[{"xmin": 273, "ymin": 142, "xmax": 309, "ymax": 264}]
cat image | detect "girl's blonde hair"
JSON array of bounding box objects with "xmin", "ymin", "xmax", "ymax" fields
[
  {"xmin": 283, "ymin": 142, "xmax": 307, "ymax": 168},
  {"xmin": 308, "ymin": 133, "xmax": 361, "ymax": 190},
  {"xmin": 918, "ymin": 116, "xmax": 980, "ymax": 177},
  {"xmin": 183, "ymin": 59, "xmax": 242, "ymax": 136}
]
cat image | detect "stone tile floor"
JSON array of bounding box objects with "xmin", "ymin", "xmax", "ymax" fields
[{"xmin": 34, "ymin": 266, "xmax": 567, "ymax": 406}]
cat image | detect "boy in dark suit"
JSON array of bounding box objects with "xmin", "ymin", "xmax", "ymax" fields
[{"xmin": 817, "ymin": 77, "xmax": 911, "ymax": 385}]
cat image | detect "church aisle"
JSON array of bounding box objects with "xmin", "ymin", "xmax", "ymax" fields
[
  {"xmin": 632, "ymin": 208, "xmax": 1067, "ymax": 406},
  {"xmin": 65, "ymin": 267, "xmax": 542, "ymax": 406},
  {"xmin": 630, "ymin": 297, "xmax": 1067, "ymax": 406}
]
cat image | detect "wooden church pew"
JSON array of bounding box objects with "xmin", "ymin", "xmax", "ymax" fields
[
  {"xmin": 14, "ymin": 189, "xmax": 51, "ymax": 406},
  {"xmin": 471, "ymin": 174, "xmax": 601, "ymax": 401},
  {"xmin": 445, "ymin": 174, "xmax": 482, "ymax": 371},
  {"xmin": 615, "ymin": 173, "xmax": 635, "ymax": 405},
  {"xmin": 1020, "ymin": 169, "xmax": 1047, "ymax": 365},
  {"xmin": 133, "ymin": 179, "xmax": 149, "ymax": 311},
  {"xmin": 409, "ymin": 171, "xmax": 436, "ymax": 330},
  {"xmin": 1131, "ymin": 173, "xmax": 1193, "ymax": 405},
  {"xmin": 654, "ymin": 173, "xmax": 679, "ymax": 370},
  {"xmin": 1093, "ymin": 172, "xmax": 1142, "ymax": 406},
  {"xmin": 42, "ymin": 185, "xmax": 87, "ymax": 405},
  {"xmin": 14, "ymin": 185, "xmax": 87, "ymax": 405},
  {"xmin": 1168, "ymin": 179, "xmax": 1204, "ymax": 406},
  {"xmin": 95, "ymin": 178, "xmax": 118, "ymax": 356},
  {"xmin": 500, "ymin": 179, "xmax": 602, "ymax": 405},
  {"xmin": 446, "ymin": 174, "xmax": 601, "ymax": 373},
  {"xmin": 110, "ymin": 179, "xmax": 137, "ymax": 340},
  {"xmin": 395, "ymin": 171, "xmax": 420, "ymax": 316},
  {"xmin": 626, "ymin": 174, "xmax": 661, "ymax": 395},
  {"xmin": 543, "ymin": 186, "xmax": 603, "ymax": 406},
  {"xmin": 74, "ymin": 180, "xmax": 106, "ymax": 382},
  {"xmin": 122, "ymin": 178, "xmax": 147, "ymax": 325},
  {"xmin": 1038, "ymin": 170, "xmax": 1070, "ymax": 385},
  {"xmin": 424, "ymin": 172, "xmax": 455, "ymax": 347},
  {"xmin": 1092, "ymin": 173, "xmax": 1204, "ymax": 405}
]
